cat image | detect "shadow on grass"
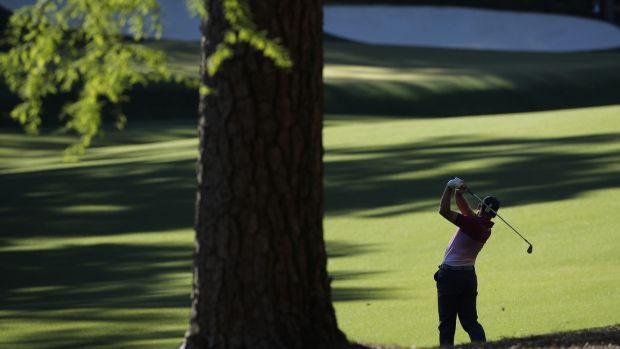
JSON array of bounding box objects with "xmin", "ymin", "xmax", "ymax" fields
[
  {"xmin": 0, "ymin": 243, "xmax": 192, "ymax": 311},
  {"xmin": 0, "ymin": 237, "xmax": 388, "ymax": 348},
  {"xmin": 0, "ymin": 158, "xmax": 391, "ymax": 346},
  {"xmin": 325, "ymin": 79, "xmax": 620, "ymax": 117},
  {"xmin": 328, "ymin": 241, "xmax": 396, "ymax": 302},
  {"xmin": 1, "ymin": 139, "xmax": 395, "ymax": 313},
  {"xmin": 2, "ymin": 130, "xmax": 619, "ymax": 308},
  {"xmin": 0, "ymin": 238, "xmax": 386, "ymax": 349},
  {"xmin": 0, "ymin": 240, "xmax": 391, "ymax": 349},
  {"xmin": 1, "ymin": 329, "xmax": 184, "ymax": 349},
  {"xmin": 325, "ymin": 133, "xmax": 620, "ymax": 216},
  {"xmin": 0, "ymin": 159, "xmax": 196, "ymax": 240},
  {"xmin": 0, "ymin": 239, "xmax": 393, "ymax": 309},
  {"xmin": 324, "ymin": 42, "xmax": 620, "ymax": 117},
  {"xmin": 0, "ymin": 238, "xmax": 193, "ymax": 348},
  {"xmin": 0, "ymin": 167, "xmax": 390, "ymax": 346}
]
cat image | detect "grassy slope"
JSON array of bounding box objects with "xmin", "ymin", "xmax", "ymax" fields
[
  {"xmin": 324, "ymin": 106, "xmax": 620, "ymax": 347},
  {"xmin": 324, "ymin": 42, "xmax": 620, "ymax": 116},
  {"xmin": 322, "ymin": 42, "xmax": 620, "ymax": 347},
  {"xmin": 1, "ymin": 40, "xmax": 620, "ymax": 348}
]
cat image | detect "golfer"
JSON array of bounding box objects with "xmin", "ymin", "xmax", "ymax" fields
[{"xmin": 435, "ymin": 177, "xmax": 500, "ymax": 346}]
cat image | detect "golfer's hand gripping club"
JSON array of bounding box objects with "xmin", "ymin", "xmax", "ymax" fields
[
  {"xmin": 447, "ymin": 177, "xmax": 465, "ymax": 190},
  {"xmin": 467, "ymin": 187, "xmax": 534, "ymax": 254}
]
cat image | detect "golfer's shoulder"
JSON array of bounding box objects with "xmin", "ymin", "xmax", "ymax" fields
[{"xmin": 457, "ymin": 215, "xmax": 492, "ymax": 241}]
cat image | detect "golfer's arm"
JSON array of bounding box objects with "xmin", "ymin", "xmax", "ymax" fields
[
  {"xmin": 455, "ymin": 191, "xmax": 475, "ymax": 216},
  {"xmin": 439, "ymin": 186, "xmax": 459, "ymax": 223}
]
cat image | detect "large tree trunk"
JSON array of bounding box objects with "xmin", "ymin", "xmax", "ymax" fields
[{"xmin": 182, "ymin": 1, "xmax": 347, "ymax": 348}]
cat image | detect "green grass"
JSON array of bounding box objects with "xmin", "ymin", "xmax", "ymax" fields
[
  {"xmin": 2, "ymin": 40, "xmax": 620, "ymax": 348},
  {"xmin": 323, "ymin": 106, "xmax": 620, "ymax": 346},
  {"xmin": 324, "ymin": 42, "xmax": 620, "ymax": 116}
]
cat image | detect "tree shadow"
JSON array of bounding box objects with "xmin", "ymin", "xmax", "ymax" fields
[
  {"xmin": 325, "ymin": 133, "xmax": 620, "ymax": 216},
  {"xmin": 0, "ymin": 239, "xmax": 194, "ymax": 348},
  {"xmin": 328, "ymin": 241, "xmax": 396, "ymax": 302},
  {"xmin": 0, "ymin": 239, "xmax": 392, "ymax": 310},
  {"xmin": 1, "ymin": 133, "xmax": 395, "ymax": 314},
  {"xmin": 2, "ymin": 330, "xmax": 185, "ymax": 349},
  {"xmin": 325, "ymin": 78, "xmax": 620, "ymax": 117},
  {"xmin": 0, "ymin": 243, "xmax": 192, "ymax": 311},
  {"xmin": 0, "ymin": 159, "xmax": 196, "ymax": 241},
  {"xmin": 1, "ymin": 165, "xmax": 391, "ymax": 344},
  {"xmin": 0, "ymin": 238, "xmax": 388, "ymax": 348},
  {"xmin": 324, "ymin": 42, "xmax": 620, "ymax": 118},
  {"xmin": 0, "ymin": 135, "xmax": 220, "ymax": 347}
]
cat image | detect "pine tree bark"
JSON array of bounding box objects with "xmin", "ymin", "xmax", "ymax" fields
[{"xmin": 182, "ymin": 1, "xmax": 348, "ymax": 348}]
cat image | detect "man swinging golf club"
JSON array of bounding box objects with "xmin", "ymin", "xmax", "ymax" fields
[{"xmin": 435, "ymin": 177, "xmax": 500, "ymax": 347}]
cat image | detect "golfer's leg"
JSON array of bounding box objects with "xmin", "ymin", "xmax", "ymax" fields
[
  {"xmin": 438, "ymin": 294, "xmax": 458, "ymax": 346},
  {"xmin": 458, "ymin": 272, "xmax": 486, "ymax": 342}
]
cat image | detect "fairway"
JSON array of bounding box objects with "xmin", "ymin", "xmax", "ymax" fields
[
  {"xmin": 2, "ymin": 41, "xmax": 620, "ymax": 348},
  {"xmin": 323, "ymin": 106, "xmax": 620, "ymax": 346}
]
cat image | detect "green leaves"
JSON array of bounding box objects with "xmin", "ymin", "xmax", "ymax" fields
[
  {"xmin": 188, "ymin": 0, "xmax": 293, "ymax": 77},
  {"xmin": 219, "ymin": 0, "xmax": 292, "ymax": 71},
  {"xmin": 186, "ymin": 0, "xmax": 209, "ymax": 21},
  {"xmin": 1, "ymin": 0, "xmax": 293, "ymax": 159},
  {"xmin": 0, "ymin": 0, "xmax": 168, "ymax": 159}
]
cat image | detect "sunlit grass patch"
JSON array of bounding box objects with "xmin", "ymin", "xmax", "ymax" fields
[{"xmin": 324, "ymin": 105, "xmax": 620, "ymax": 346}]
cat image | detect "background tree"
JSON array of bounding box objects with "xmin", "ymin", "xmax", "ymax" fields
[
  {"xmin": 2, "ymin": 1, "xmax": 348, "ymax": 348},
  {"xmin": 180, "ymin": 0, "xmax": 346, "ymax": 348},
  {"xmin": 181, "ymin": 0, "xmax": 347, "ymax": 348},
  {"xmin": 0, "ymin": 0, "xmax": 170, "ymax": 160}
]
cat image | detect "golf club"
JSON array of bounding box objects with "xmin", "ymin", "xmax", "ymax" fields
[{"xmin": 467, "ymin": 188, "xmax": 533, "ymax": 254}]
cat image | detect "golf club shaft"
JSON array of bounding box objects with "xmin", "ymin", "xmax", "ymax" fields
[{"xmin": 467, "ymin": 189, "xmax": 532, "ymax": 246}]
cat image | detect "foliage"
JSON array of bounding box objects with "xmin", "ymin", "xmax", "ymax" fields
[
  {"xmin": 1, "ymin": 0, "xmax": 293, "ymax": 159},
  {"xmin": 185, "ymin": 0, "xmax": 292, "ymax": 96},
  {"xmin": 0, "ymin": 0, "xmax": 171, "ymax": 160}
]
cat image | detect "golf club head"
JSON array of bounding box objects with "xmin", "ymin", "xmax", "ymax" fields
[{"xmin": 527, "ymin": 244, "xmax": 533, "ymax": 254}]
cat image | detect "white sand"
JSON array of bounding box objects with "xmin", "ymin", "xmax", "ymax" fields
[{"xmin": 3, "ymin": 1, "xmax": 620, "ymax": 52}]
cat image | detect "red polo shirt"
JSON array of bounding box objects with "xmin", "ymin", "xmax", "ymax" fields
[{"xmin": 442, "ymin": 214, "xmax": 494, "ymax": 266}]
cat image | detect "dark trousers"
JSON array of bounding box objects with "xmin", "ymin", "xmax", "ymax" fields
[{"xmin": 434, "ymin": 266, "xmax": 486, "ymax": 346}]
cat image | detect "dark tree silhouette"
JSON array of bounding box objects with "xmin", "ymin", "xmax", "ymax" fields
[{"xmin": 181, "ymin": 1, "xmax": 348, "ymax": 348}]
